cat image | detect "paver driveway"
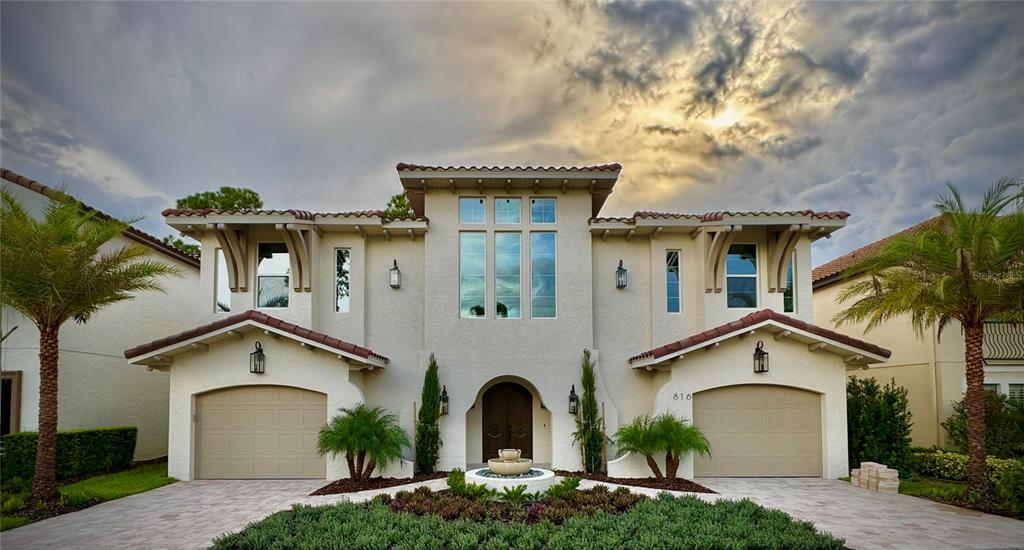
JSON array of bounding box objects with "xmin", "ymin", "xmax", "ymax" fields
[
  {"xmin": 699, "ymin": 477, "xmax": 1024, "ymax": 550},
  {"xmin": 2, "ymin": 476, "xmax": 1022, "ymax": 549}
]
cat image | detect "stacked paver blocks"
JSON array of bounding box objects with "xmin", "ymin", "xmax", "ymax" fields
[{"xmin": 849, "ymin": 462, "xmax": 899, "ymax": 493}]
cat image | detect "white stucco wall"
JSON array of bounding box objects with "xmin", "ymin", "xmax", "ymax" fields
[
  {"xmin": 164, "ymin": 330, "xmax": 364, "ymax": 480},
  {"xmin": 1, "ymin": 181, "xmax": 204, "ymax": 459}
]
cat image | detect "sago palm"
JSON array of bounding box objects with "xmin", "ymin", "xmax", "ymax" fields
[
  {"xmin": 834, "ymin": 178, "xmax": 1024, "ymax": 498},
  {"xmin": 318, "ymin": 403, "xmax": 410, "ymax": 480},
  {"xmin": 0, "ymin": 189, "xmax": 179, "ymax": 503}
]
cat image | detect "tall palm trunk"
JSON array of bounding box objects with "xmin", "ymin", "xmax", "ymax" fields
[
  {"xmin": 31, "ymin": 326, "xmax": 60, "ymax": 502},
  {"xmin": 963, "ymin": 325, "xmax": 989, "ymax": 498}
]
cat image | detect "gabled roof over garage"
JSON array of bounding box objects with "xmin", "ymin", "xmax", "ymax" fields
[
  {"xmin": 124, "ymin": 310, "xmax": 388, "ymax": 369},
  {"xmin": 628, "ymin": 309, "xmax": 891, "ymax": 370}
]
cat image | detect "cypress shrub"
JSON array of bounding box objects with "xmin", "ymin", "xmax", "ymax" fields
[
  {"xmin": 0, "ymin": 426, "xmax": 137, "ymax": 481},
  {"xmin": 573, "ymin": 349, "xmax": 606, "ymax": 474},
  {"xmin": 414, "ymin": 354, "xmax": 441, "ymax": 474},
  {"xmin": 847, "ymin": 377, "xmax": 912, "ymax": 476}
]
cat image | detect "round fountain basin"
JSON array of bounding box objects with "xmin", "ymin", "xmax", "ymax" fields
[
  {"xmin": 466, "ymin": 467, "xmax": 557, "ymax": 492},
  {"xmin": 487, "ymin": 458, "xmax": 532, "ymax": 476}
]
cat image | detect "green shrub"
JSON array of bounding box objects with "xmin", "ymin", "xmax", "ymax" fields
[
  {"xmin": 941, "ymin": 391, "xmax": 1024, "ymax": 459},
  {"xmin": 911, "ymin": 449, "xmax": 1017, "ymax": 483},
  {"xmin": 572, "ymin": 349, "xmax": 607, "ymax": 474},
  {"xmin": 994, "ymin": 459, "xmax": 1024, "ymax": 514},
  {"xmin": 543, "ymin": 476, "xmax": 581, "ymax": 500},
  {"xmin": 847, "ymin": 377, "xmax": 913, "ymax": 476},
  {"xmin": 212, "ymin": 493, "xmax": 845, "ymax": 549},
  {"xmin": 0, "ymin": 427, "xmax": 136, "ymax": 482},
  {"xmin": 317, "ymin": 404, "xmax": 409, "ymax": 480},
  {"xmin": 497, "ymin": 485, "xmax": 532, "ymax": 508},
  {"xmin": 414, "ymin": 354, "xmax": 442, "ymax": 474},
  {"xmin": 446, "ymin": 469, "xmax": 496, "ymax": 500},
  {"xmin": 1, "ymin": 493, "xmax": 26, "ymax": 515}
]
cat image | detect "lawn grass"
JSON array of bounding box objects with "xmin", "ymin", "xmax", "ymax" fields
[
  {"xmin": 0, "ymin": 462, "xmax": 176, "ymax": 531},
  {"xmin": 899, "ymin": 475, "xmax": 967, "ymax": 502}
]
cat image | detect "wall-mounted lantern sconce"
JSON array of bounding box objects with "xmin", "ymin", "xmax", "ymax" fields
[
  {"xmin": 753, "ymin": 340, "xmax": 769, "ymax": 373},
  {"xmin": 568, "ymin": 384, "xmax": 579, "ymax": 415},
  {"xmin": 440, "ymin": 385, "xmax": 449, "ymax": 415},
  {"xmin": 615, "ymin": 260, "xmax": 628, "ymax": 289},
  {"xmin": 250, "ymin": 341, "xmax": 266, "ymax": 374},
  {"xmin": 389, "ymin": 259, "xmax": 401, "ymax": 289}
]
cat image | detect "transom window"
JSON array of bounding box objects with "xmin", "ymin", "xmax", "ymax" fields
[
  {"xmin": 460, "ymin": 233, "xmax": 486, "ymax": 318},
  {"xmin": 459, "ymin": 198, "xmax": 485, "ymax": 224},
  {"xmin": 256, "ymin": 242, "xmax": 290, "ymax": 308},
  {"xmin": 495, "ymin": 233, "xmax": 521, "ymax": 318},
  {"xmin": 530, "ymin": 198, "xmax": 556, "ymax": 224},
  {"xmin": 531, "ymin": 232, "xmax": 556, "ymax": 318},
  {"xmin": 335, "ymin": 248, "xmax": 350, "ymax": 313},
  {"xmin": 495, "ymin": 198, "xmax": 521, "ymax": 224},
  {"xmin": 783, "ymin": 255, "xmax": 796, "ymax": 313},
  {"xmin": 666, "ymin": 250, "xmax": 681, "ymax": 313},
  {"xmin": 726, "ymin": 244, "xmax": 757, "ymax": 309},
  {"xmin": 214, "ymin": 248, "xmax": 231, "ymax": 313}
]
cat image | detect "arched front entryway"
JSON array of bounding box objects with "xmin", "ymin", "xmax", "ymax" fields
[
  {"xmin": 482, "ymin": 382, "xmax": 533, "ymax": 459},
  {"xmin": 693, "ymin": 384, "xmax": 822, "ymax": 477}
]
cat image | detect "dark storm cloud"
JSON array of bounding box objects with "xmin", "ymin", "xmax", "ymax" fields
[
  {"xmin": 602, "ymin": 0, "xmax": 697, "ymax": 54},
  {"xmin": 761, "ymin": 135, "xmax": 823, "ymax": 160},
  {"xmin": 643, "ymin": 124, "xmax": 688, "ymax": 136},
  {"xmin": 690, "ymin": 20, "xmax": 756, "ymax": 112}
]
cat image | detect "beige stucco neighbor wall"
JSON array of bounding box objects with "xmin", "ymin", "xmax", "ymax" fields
[
  {"xmin": 1, "ymin": 182, "xmax": 203, "ymax": 460},
  {"xmin": 650, "ymin": 336, "xmax": 849, "ymax": 479},
  {"xmin": 165, "ymin": 331, "xmax": 364, "ymax": 480}
]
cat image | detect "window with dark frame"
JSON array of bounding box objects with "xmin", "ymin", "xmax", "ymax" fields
[
  {"xmin": 726, "ymin": 243, "xmax": 757, "ymax": 308},
  {"xmin": 256, "ymin": 242, "xmax": 290, "ymax": 308}
]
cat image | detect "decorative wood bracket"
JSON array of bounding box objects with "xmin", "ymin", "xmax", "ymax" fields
[
  {"xmin": 211, "ymin": 223, "xmax": 248, "ymax": 292},
  {"xmin": 703, "ymin": 225, "xmax": 741, "ymax": 293},
  {"xmin": 276, "ymin": 223, "xmax": 315, "ymax": 292},
  {"xmin": 767, "ymin": 224, "xmax": 808, "ymax": 292}
]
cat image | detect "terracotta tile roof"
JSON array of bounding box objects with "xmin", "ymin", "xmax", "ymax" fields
[
  {"xmin": 1, "ymin": 168, "xmax": 200, "ymax": 268},
  {"xmin": 124, "ymin": 310, "xmax": 389, "ymax": 363},
  {"xmin": 590, "ymin": 210, "xmax": 849, "ymax": 224},
  {"xmin": 812, "ymin": 216, "xmax": 941, "ymax": 288},
  {"xmin": 161, "ymin": 208, "xmax": 426, "ymax": 222},
  {"xmin": 628, "ymin": 309, "xmax": 891, "ymax": 364},
  {"xmin": 395, "ymin": 162, "xmax": 622, "ymax": 173}
]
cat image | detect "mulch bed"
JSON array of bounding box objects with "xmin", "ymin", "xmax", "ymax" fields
[
  {"xmin": 310, "ymin": 472, "xmax": 448, "ymax": 496},
  {"xmin": 555, "ymin": 471, "xmax": 716, "ymax": 493}
]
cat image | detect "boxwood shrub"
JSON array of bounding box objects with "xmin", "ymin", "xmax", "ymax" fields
[
  {"xmin": 911, "ymin": 449, "xmax": 1018, "ymax": 483},
  {"xmin": 212, "ymin": 494, "xmax": 845, "ymax": 550},
  {"xmin": 0, "ymin": 427, "xmax": 137, "ymax": 481}
]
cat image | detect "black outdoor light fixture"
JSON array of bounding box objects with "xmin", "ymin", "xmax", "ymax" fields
[
  {"xmin": 568, "ymin": 384, "xmax": 579, "ymax": 415},
  {"xmin": 389, "ymin": 259, "xmax": 401, "ymax": 289},
  {"xmin": 250, "ymin": 341, "xmax": 266, "ymax": 374},
  {"xmin": 440, "ymin": 385, "xmax": 449, "ymax": 415},
  {"xmin": 753, "ymin": 340, "xmax": 769, "ymax": 373},
  {"xmin": 616, "ymin": 259, "xmax": 628, "ymax": 289}
]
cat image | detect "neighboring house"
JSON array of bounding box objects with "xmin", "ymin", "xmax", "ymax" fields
[
  {"xmin": 0, "ymin": 169, "xmax": 205, "ymax": 460},
  {"xmin": 123, "ymin": 163, "xmax": 890, "ymax": 481},
  {"xmin": 813, "ymin": 219, "xmax": 1024, "ymax": 447}
]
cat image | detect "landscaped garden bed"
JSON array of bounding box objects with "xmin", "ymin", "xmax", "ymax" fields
[
  {"xmin": 310, "ymin": 471, "xmax": 448, "ymax": 495},
  {"xmin": 555, "ymin": 471, "xmax": 715, "ymax": 493}
]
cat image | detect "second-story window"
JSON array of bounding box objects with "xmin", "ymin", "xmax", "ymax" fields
[
  {"xmin": 256, "ymin": 242, "xmax": 290, "ymax": 308},
  {"xmin": 666, "ymin": 250, "xmax": 681, "ymax": 313},
  {"xmin": 460, "ymin": 197, "xmax": 485, "ymax": 224},
  {"xmin": 726, "ymin": 243, "xmax": 757, "ymax": 309},
  {"xmin": 495, "ymin": 233, "xmax": 521, "ymax": 318},
  {"xmin": 460, "ymin": 232, "xmax": 486, "ymax": 318},
  {"xmin": 783, "ymin": 255, "xmax": 795, "ymax": 313},
  {"xmin": 531, "ymin": 232, "xmax": 556, "ymax": 318},
  {"xmin": 215, "ymin": 248, "xmax": 231, "ymax": 313},
  {"xmin": 336, "ymin": 248, "xmax": 350, "ymax": 313},
  {"xmin": 530, "ymin": 198, "xmax": 556, "ymax": 224},
  {"xmin": 495, "ymin": 198, "xmax": 521, "ymax": 224}
]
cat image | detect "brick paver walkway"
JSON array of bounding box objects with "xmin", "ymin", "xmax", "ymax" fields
[{"xmin": 2, "ymin": 476, "xmax": 1021, "ymax": 549}]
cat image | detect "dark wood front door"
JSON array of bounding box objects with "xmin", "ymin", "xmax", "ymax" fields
[{"xmin": 482, "ymin": 382, "xmax": 533, "ymax": 460}]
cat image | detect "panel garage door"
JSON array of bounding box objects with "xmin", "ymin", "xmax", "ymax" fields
[
  {"xmin": 196, "ymin": 386, "xmax": 326, "ymax": 479},
  {"xmin": 693, "ymin": 385, "xmax": 821, "ymax": 477}
]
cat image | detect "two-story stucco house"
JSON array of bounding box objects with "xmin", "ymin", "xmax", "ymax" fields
[
  {"xmin": 123, "ymin": 163, "xmax": 890, "ymax": 481},
  {"xmin": 1, "ymin": 169, "xmax": 205, "ymax": 460}
]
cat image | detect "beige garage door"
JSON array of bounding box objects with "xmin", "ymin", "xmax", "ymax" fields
[
  {"xmin": 693, "ymin": 385, "xmax": 821, "ymax": 477},
  {"xmin": 196, "ymin": 386, "xmax": 326, "ymax": 479}
]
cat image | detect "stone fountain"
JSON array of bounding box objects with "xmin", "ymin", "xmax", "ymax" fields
[{"xmin": 465, "ymin": 449, "xmax": 557, "ymax": 491}]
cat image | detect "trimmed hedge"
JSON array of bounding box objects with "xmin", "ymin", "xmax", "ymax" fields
[
  {"xmin": 847, "ymin": 377, "xmax": 913, "ymax": 477},
  {"xmin": 0, "ymin": 427, "xmax": 137, "ymax": 481},
  {"xmin": 911, "ymin": 450, "xmax": 1018, "ymax": 484}
]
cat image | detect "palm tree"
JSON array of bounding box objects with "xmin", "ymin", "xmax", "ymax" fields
[
  {"xmin": 614, "ymin": 413, "xmax": 710, "ymax": 479},
  {"xmin": 834, "ymin": 179, "xmax": 1024, "ymax": 498},
  {"xmin": 0, "ymin": 189, "xmax": 180, "ymax": 503},
  {"xmin": 317, "ymin": 403, "xmax": 410, "ymax": 480}
]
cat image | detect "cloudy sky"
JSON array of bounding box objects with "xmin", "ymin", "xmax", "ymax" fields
[{"xmin": 2, "ymin": 1, "xmax": 1022, "ymax": 264}]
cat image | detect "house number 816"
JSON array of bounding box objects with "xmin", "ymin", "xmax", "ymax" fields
[{"xmin": 672, "ymin": 393, "xmax": 691, "ymax": 400}]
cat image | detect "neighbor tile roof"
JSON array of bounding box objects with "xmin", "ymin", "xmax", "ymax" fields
[
  {"xmin": 395, "ymin": 162, "xmax": 622, "ymax": 173},
  {"xmin": 628, "ymin": 309, "xmax": 891, "ymax": 364},
  {"xmin": 161, "ymin": 208, "xmax": 426, "ymax": 222},
  {"xmin": 590, "ymin": 210, "xmax": 850, "ymax": 224},
  {"xmin": 124, "ymin": 309, "xmax": 389, "ymax": 363},
  {"xmin": 1, "ymin": 168, "xmax": 200, "ymax": 268},
  {"xmin": 811, "ymin": 216, "xmax": 941, "ymax": 288}
]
